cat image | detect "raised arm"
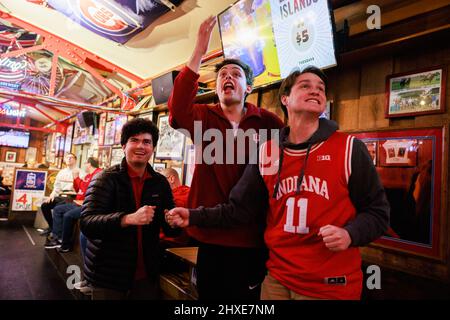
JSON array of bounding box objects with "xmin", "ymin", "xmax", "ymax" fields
[{"xmin": 167, "ymin": 17, "xmax": 216, "ymax": 134}]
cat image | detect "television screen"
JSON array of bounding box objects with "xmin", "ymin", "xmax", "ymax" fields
[
  {"xmin": 218, "ymin": 0, "xmax": 337, "ymax": 88},
  {"xmin": 0, "ymin": 129, "xmax": 30, "ymax": 148}
]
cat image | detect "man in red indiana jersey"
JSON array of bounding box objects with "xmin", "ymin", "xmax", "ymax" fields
[{"xmin": 166, "ymin": 66, "xmax": 390, "ymax": 300}]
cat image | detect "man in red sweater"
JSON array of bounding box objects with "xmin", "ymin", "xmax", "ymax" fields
[{"xmin": 168, "ymin": 17, "xmax": 284, "ymax": 300}]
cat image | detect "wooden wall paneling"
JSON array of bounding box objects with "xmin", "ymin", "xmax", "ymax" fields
[
  {"xmin": 246, "ymin": 92, "xmax": 259, "ymax": 107},
  {"xmin": 260, "ymin": 88, "xmax": 285, "ymax": 123},
  {"xmin": 334, "ymin": 67, "xmax": 360, "ymax": 130},
  {"xmin": 358, "ymin": 57, "xmax": 392, "ymax": 129}
]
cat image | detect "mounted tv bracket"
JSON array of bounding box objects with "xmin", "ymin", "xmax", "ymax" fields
[{"xmin": 158, "ymin": 0, "xmax": 176, "ymax": 12}]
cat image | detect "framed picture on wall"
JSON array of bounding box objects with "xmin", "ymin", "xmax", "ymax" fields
[
  {"xmin": 64, "ymin": 123, "xmax": 74, "ymax": 153},
  {"xmin": 5, "ymin": 151, "xmax": 16, "ymax": 163},
  {"xmin": 155, "ymin": 114, "xmax": 185, "ymax": 160},
  {"xmin": 98, "ymin": 146, "xmax": 112, "ymax": 169},
  {"xmin": 378, "ymin": 139, "xmax": 417, "ymax": 167},
  {"xmin": 98, "ymin": 113, "xmax": 107, "ymax": 146},
  {"xmin": 183, "ymin": 144, "xmax": 196, "ymax": 187},
  {"xmin": 386, "ymin": 66, "xmax": 446, "ymax": 118},
  {"xmin": 110, "ymin": 147, "xmax": 124, "ymax": 166},
  {"xmin": 114, "ymin": 115, "xmax": 128, "ymax": 145},
  {"xmin": 104, "ymin": 121, "xmax": 116, "ymax": 146},
  {"xmin": 353, "ymin": 127, "xmax": 446, "ymax": 260},
  {"xmin": 153, "ymin": 162, "xmax": 166, "ymax": 173}
]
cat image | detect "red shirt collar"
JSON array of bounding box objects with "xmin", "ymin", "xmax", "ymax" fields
[{"xmin": 126, "ymin": 163, "xmax": 151, "ymax": 180}]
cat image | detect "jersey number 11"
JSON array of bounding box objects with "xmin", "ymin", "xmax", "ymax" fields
[{"xmin": 284, "ymin": 197, "xmax": 309, "ymax": 234}]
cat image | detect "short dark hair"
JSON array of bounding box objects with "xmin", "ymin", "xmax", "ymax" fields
[
  {"xmin": 66, "ymin": 152, "xmax": 77, "ymax": 159},
  {"xmin": 120, "ymin": 118, "xmax": 159, "ymax": 147},
  {"xmin": 278, "ymin": 66, "xmax": 328, "ymax": 118},
  {"xmin": 215, "ymin": 58, "xmax": 254, "ymax": 87},
  {"xmin": 86, "ymin": 157, "xmax": 99, "ymax": 168}
]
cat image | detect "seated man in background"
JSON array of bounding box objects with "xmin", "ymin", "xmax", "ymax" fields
[
  {"xmin": 162, "ymin": 168, "xmax": 190, "ymax": 208},
  {"xmin": 42, "ymin": 153, "xmax": 80, "ymax": 247},
  {"xmin": 49, "ymin": 157, "xmax": 101, "ymax": 252},
  {"xmin": 160, "ymin": 167, "xmax": 190, "ymax": 247}
]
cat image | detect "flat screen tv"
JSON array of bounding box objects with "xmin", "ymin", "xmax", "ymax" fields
[
  {"xmin": 0, "ymin": 128, "xmax": 30, "ymax": 148},
  {"xmin": 218, "ymin": 0, "xmax": 337, "ymax": 88}
]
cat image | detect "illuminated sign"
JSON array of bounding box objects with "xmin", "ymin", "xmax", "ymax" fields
[
  {"xmin": 0, "ymin": 105, "xmax": 27, "ymax": 118},
  {"xmin": 0, "ymin": 57, "xmax": 28, "ymax": 72},
  {"xmin": 0, "ymin": 57, "xmax": 29, "ymax": 83}
]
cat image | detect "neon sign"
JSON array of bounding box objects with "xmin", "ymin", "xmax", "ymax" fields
[
  {"xmin": 0, "ymin": 105, "xmax": 27, "ymax": 118},
  {"xmin": 0, "ymin": 57, "xmax": 28, "ymax": 72}
]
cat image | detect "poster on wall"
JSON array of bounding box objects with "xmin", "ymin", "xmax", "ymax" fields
[
  {"xmin": 98, "ymin": 113, "xmax": 107, "ymax": 146},
  {"xmin": 98, "ymin": 146, "xmax": 112, "ymax": 169},
  {"xmin": 64, "ymin": 123, "xmax": 74, "ymax": 154},
  {"xmin": 104, "ymin": 121, "xmax": 116, "ymax": 146},
  {"xmin": 110, "ymin": 147, "xmax": 124, "ymax": 166},
  {"xmin": 11, "ymin": 169, "xmax": 48, "ymax": 211},
  {"xmin": 183, "ymin": 144, "xmax": 196, "ymax": 187},
  {"xmin": 155, "ymin": 114, "xmax": 185, "ymax": 160},
  {"xmin": 114, "ymin": 115, "xmax": 128, "ymax": 145}
]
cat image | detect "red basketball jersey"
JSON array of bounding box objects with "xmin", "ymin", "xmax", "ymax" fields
[{"xmin": 259, "ymin": 131, "xmax": 362, "ymax": 300}]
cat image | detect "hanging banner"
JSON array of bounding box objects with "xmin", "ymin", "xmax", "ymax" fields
[
  {"xmin": 47, "ymin": 0, "xmax": 185, "ymax": 44},
  {"xmin": 11, "ymin": 169, "xmax": 48, "ymax": 211}
]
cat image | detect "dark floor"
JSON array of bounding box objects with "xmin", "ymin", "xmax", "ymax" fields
[{"xmin": 0, "ymin": 217, "xmax": 73, "ymax": 300}]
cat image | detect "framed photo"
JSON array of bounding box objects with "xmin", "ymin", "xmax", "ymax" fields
[
  {"xmin": 114, "ymin": 115, "xmax": 128, "ymax": 145},
  {"xmin": 98, "ymin": 146, "xmax": 112, "ymax": 169},
  {"xmin": 107, "ymin": 112, "xmax": 118, "ymax": 122},
  {"xmin": 98, "ymin": 113, "xmax": 107, "ymax": 146},
  {"xmin": 104, "ymin": 120, "xmax": 116, "ymax": 146},
  {"xmin": 153, "ymin": 162, "xmax": 166, "ymax": 173},
  {"xmin": 378, "ymin": 139, "xmax": 417, "ymax": 167},
  {"xmin": 353, "ymin": 127, "xmax": 445, "ymax": 260},
  {"xmin": 5, "ymin": 151, "xmax": 16, "ymax": 163},
  {"xmin": 110, "ymin": 147, "xmax": 124, "ymax": 166},
  {"xmin": 139, "ymin": 111, "xmax": 153, "ymax": 122},
  {"xmin": 183, "ymin": 144, "xmax": 197, "ymax": 187},
  {"xmin": 155, "ymin": 114, "xmax": 185, "ymax": 160},
  {"xmin": 386, "ymin": 66, "xmax": 446, "ymax": 118},
  {"xmin": 64, "ymin": 123, "xmax": 74, "ymax": 153}
]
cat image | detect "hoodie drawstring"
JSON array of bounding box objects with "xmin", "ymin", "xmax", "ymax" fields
[
  {"xmin": 296, "ymin": 143, "xmax": 312, "ymax": 194},
  {"xmin": 272, "ymin": 144, "xmax": 284, "ymax": 199},
  {"xmin": 272, "ymin": 142, "xmax": 313, "ymax": 199}
]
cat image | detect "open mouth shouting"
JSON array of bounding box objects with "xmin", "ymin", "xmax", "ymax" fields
[{"xmin": 223, "ymin": 81, "xmax": 235, "ymax": 93}]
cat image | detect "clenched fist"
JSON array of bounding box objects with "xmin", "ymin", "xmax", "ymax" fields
[
  {"xmin": 318, "ymin": 225, "xmax": 352, "ymax": 252},
  {"xmin": 165, "ymin": 207, "xmax": 190, "ymax": 228},
  {"xmin": 121, "ymin": 205, "xmax": 156, "ymax": 227}
]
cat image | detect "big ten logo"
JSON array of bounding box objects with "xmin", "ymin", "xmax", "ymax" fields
[
  {"xmin": 366, "ymin": 5, "xmax": 381, "ymax": 30},
  {"xmin": 366, "ymin": 265, "xmax": 381, "ymax": 290},
  {"xmin": 66, "ymin": 265, "xmax": 81, "ymax": 289}
]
